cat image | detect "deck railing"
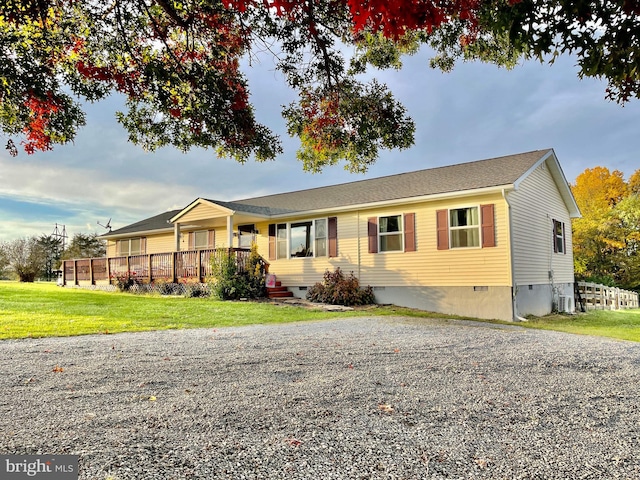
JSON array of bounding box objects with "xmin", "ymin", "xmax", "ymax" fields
[
  {"xmin": 576, "ymin": 282, "xmax": 639, "ymax": 311},
  {"xmin": 62, "ymin": 248, "xmax": 258, "ymax": 287}
]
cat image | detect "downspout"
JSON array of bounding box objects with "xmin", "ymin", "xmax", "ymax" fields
[{"xmin": 503, "ymin": 188, "xmax": 527, "ymax": 322}]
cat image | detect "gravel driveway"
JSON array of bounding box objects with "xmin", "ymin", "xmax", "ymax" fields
[{"xmin": 1, "ymin": 317, "xmax": 639, "ymax": 479}]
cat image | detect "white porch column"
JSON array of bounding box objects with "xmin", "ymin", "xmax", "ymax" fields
[
  {"xmin": 174, "ymin": 223, "xmax": 181, "ymax": 251},
  {"xmin": 227, "ymin": 215, "xmax": 234, "ymax": 248}
]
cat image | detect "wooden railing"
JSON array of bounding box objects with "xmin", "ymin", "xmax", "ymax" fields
[
  {"xmin": 62, "ymin": 248, "xmax": 263, "ymax": 286},
  {"xmin": 576, "ymin": 282, "xmax": 639, "ymax": 311}
]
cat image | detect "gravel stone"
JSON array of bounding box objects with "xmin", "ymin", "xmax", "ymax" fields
[{"xmin": 1, "ymin": 317, "xmax": 639, "ymax": 479}]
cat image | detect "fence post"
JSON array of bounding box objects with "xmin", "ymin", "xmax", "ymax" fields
[
  {"xmin": 148, "ymin": 254, "xmax": 153, "ymax": 284},
  {"xmin": 172, "ymin": 252, "xmax": 177, "ymax": 283}
]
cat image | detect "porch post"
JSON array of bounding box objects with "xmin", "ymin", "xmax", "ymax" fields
[
  {"xmin": 227, "ymin": 215, "xmax": 234, "ymax": 248},
  {"xmin": 174, "ymin": 223, "xmax": 181, "ymax": 251}
]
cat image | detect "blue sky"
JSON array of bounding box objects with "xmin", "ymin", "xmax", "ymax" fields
[{"xmin": 1, "ymin": 47, "xmax": 639, "ymax": 242}]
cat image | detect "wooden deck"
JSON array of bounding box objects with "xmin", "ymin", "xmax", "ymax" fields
[{"xmin": 62, "ymin": 248, "xmax": 257, "ymax": 286}]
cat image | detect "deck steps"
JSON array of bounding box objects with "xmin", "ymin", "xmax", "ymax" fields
[{"xmin": 267, "ymin": 280, "xmax": 294, "ymax": 299}]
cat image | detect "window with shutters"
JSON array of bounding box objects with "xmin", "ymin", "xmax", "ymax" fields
[
  {"xmin": 190, "ymin": 229, "xmax": 214, "ymax": 250},
  {"xmin": 437, "ymin": 204, "xmax": 495, "ymax": 250},
  {"xmin": 379, "ymin": 215, "xmax": 403, "ymax": 252},
  {"xmin": 553, "ymin": 219, "xmax": 566, "ymax": 254},
  {"xmin": 368, "ymin": 213, "xmax": 416, "ymax": 253},
  {"xmin": 194, "ymin": 230, "xmax": 209, "ymax": 249}
]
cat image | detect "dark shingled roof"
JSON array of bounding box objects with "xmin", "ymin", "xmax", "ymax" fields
[
  {"xmin": 208, "ymin": 149, "xmax": 552, "ymax": 215},
  {"xmin": 107, "ymin": 149, "xmax": 556, "ymax": 236},
  {"xmin": 107, "ymin": 209, "xmax": 181, "ymax": 236}
]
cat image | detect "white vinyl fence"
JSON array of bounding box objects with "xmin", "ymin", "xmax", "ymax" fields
[{"xmin": 576, "ymin": 282, "xmax": 639, "ymax": 311}]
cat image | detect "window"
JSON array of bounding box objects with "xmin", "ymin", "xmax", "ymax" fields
[
  {"xmin": 449, "ymin": 207, "xmax": 480, "ymax": 248},
  {"xmin": 553, "ymin": 219, "xmax": 566, "ymax": 254},
  {"xmin": 117, "ymin": 237, "xmax": 144, "ymax": 256},
  {"xmin": 194, "ymin": 230, "xmax": 209, "ymax": 249},
  {"xmin": 436, "ymin": 205, "xmax": 494, "ymax": 250},
  {"xmin": 368, "ymin": 214, "xmax": 415, "ymax": 253},
  {"xmin": 379, "ymin": 215, "xmax": 403, "ymax": 252},
  {"xmin": 315, "ymin": 219, "xmax": 327, "ymax": 257},
  {"xmin": 290, "ymin": 221, "xmax": 314, "ymax": 257},
  {"xmin": 238, "ymin": 224, "xmax": 256, "ymax": 248},
  {"xmin": 276, "ymin": 223, "xmax": 287, "ymax": 259},
  {"xmin": 189, "ymin": 230, "xmax": 214, "ymax": 250},
  {"xmin": 269, "ymin": 218, "xmax": 336, "ymax": 260}
]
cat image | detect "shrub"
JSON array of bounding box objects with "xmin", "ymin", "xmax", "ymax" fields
[
  {"xmin": 208, "ymin": 244, "xmax": 266, "ymax": 300},
  {"xmin": 306, "ymin": 267, "xmax": 375, "ymax": 306},
  {"xmin": 111, "ymin": 272, "xmax": 138, "ymax": 292},
  {"xmin": 152, "ymin": 278, "xmax": 181, "ymax": 295},
  {"xmin": 180, "ymin": 277, "xmax": 210, "ymax": 298}
]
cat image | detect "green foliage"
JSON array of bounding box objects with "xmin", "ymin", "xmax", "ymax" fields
[
  {"xmin": 179, "ymin": 278, "xmax": 211, "ymax": 298},
  {"xmin": 111, "ymin": 272, "xmax": 138, "ymax": 292},
  {"xmin": 208, "ymin": 245, "xmax": 265, "ymax": 300},
  {"xmin": 306, "ymin": 267, "xmax": 375, "ymax": 306},
  {"xmin": 3, "ymin": 0, "xmax": 637, "ymax": 170},
  {"xmin": 61, "ymin": 233, "xmax": 106, "ymax": 260},
  {"xmin": 572, "ymin": 167, "xmax": 640, "ymax": 291}
]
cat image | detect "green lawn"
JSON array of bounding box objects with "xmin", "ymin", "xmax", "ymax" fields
[
  {"xmin": 1, "ymin": 281, "xmax": 638, "ymax": 342},
  {"xmin": 0, "ymin": 281, "xmax": 368, "ymax": 339},
  {"xmin": 513, "ymin": 308, "xmax": 640, "ymax": 342}
]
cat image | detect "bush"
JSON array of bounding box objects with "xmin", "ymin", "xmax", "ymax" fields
[
  {"xmin": 306, "ymin": 268, "xmax": 375, "ymax": 306},
  {"xmin": 180, "ymin": 277, "xmax": 210, "ymax": 298},
  {"xmin": 111, "ymin": 272, "xmax": 138, "ymax": 292},
  {"xmin": 208, "ymin": 244, "xmax": 266, "ymax": 300}
]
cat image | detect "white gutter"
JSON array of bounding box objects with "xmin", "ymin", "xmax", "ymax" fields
[{"xmin": 503, "ymin": 188, "xmax": 527, "ymax": 322}]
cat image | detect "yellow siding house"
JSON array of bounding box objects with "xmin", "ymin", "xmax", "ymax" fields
[{"xmin": 99, "ymin": 149, "xmax": 580, "ymax": 320}]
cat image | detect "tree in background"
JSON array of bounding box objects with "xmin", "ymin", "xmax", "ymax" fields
[
  {"xmin": 0, "ymin": 237, "xmax": 48, "ymax": 282},
  {"xmin": 571, "ymin": 167, "xmax": 640, "ymax": 290},
  {"xmin": 0, "ymin": 244, "xmax": 8, "ymax": 279},
  {"xmin": 1, "ymin": 1, "xmax": 639, "ymax": 172},
  {"xmin": 60, "ymin": 233, "xmax": 106, "ymax": 261},
  {"xmin": 37, "ymin": 234, "xmax": 63, "ymax": 280}
]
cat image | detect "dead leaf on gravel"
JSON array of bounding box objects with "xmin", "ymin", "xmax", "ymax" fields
[
  {"xmin": 474, "ymin": 457, "xmax": 490, "ymax": 469},
  {"xmin": 284, "ymin": 438, "xmax": 302, "ymax": 447}
]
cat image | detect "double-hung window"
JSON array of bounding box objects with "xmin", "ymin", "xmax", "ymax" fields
[
  {"xmin": 553, "ymin": 219, "xmax": 566, "ymax": 254},
  {"xmin": 379, "ymin": 215, "xmax": 403, "ymax": 252},
  {"xmin": 449, "ymin": 207, "xmax": 480, "ymax": 248}
]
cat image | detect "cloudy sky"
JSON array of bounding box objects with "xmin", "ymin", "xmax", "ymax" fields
[{"xmin": 1, "ymin": 47, "xmax": 639, "ymax": 243}]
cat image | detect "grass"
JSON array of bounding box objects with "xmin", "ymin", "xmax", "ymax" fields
[
  {"xmin": 512, "ymin": 308, "xmax": 640, "ymax": 342},
  {"xmin": 0, "ymin": 281, "xmax": 638, "ymax": 342}
]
